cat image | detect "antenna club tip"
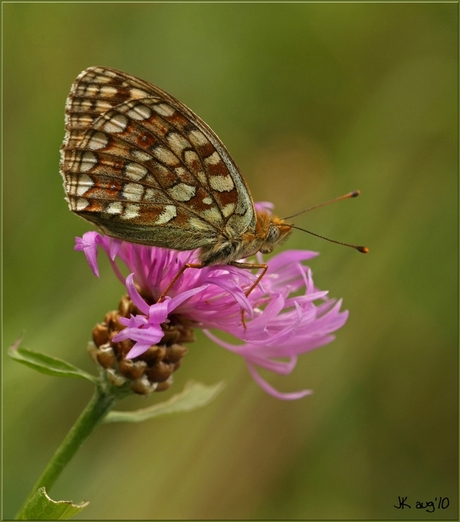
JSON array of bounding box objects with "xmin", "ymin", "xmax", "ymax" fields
[
  {"xmin": 350, "ymin": 190, "xmax": 360, "ymax": 198},
  {"xmin": 357, "ymin": 246, "xmax": 369, "ymax": 254}
]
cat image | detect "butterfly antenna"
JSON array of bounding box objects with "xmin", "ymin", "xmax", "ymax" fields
[
  {"xmin": 283, "ymin": 190, "xmax": 368, "ymax": 253},
  {"xmin": 291, "ymin": 225, "xmax": 368, "ymax": 253},
  {"xmin": 283, "ymin": 190, "xmax": 361, "ymax": 221}
]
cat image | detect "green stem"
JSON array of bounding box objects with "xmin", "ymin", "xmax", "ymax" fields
[{"xmin": 16, "ymin": 387, "xmax": 118, "ymax": 519}]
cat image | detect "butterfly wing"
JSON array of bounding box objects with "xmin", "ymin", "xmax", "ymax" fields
[{"xmin": 60, "ymin": 66, "xmax": 256, "ymax": 249}]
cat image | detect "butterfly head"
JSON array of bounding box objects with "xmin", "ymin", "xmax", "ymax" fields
[
  {"xmin": 197, "ymin": 210, "xmax": 292, "ymax": 267},
  {"xmin": 256, "ymin": 212, "xmax": 293, "ymax": 254}
]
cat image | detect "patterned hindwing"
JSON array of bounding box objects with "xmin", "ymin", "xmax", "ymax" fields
[{"xmin": 60, "ymin": 66, "xmax": 256, "ymax": 249}]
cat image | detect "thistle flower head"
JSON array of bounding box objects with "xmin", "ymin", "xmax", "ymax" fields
[{"xmin": 76, "ymin": 224, "xmax": 348, "ymax": 399}]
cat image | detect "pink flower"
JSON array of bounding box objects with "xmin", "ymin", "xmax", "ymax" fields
[{"xmin": 75, "ymin": 229, "xmax": 348, "ymax": 400}]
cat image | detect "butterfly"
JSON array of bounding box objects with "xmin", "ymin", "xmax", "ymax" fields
[{"xmin": 60, "ymin": 67, "xmax": 367, "ymax": 303}]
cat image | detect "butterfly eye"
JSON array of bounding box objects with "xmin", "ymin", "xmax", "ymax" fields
[{"xmin": 267, "ymin": 225, "xmax": 280, "ymax": 244}]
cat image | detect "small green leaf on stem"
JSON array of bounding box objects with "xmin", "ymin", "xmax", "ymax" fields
[
  {"xmin": 8, "ymin": 343, "xmax": 98, "ymax": 384},
  {"xmin": 105, "ymin": 380, "xmax": 226, "ymax": 423},
  {"xmin": 17, "ymin": 487, "xmax": 88, "ymax": 520}
]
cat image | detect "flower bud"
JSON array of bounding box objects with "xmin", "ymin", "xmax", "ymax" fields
[{"xmin": 90, "ymin": 295, "xmax": 192, "ymax": 395}]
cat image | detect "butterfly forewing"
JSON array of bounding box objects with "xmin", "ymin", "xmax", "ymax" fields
[{"xmin": 60, "ymin": 66, "xmax": 256, "ymax": 249}]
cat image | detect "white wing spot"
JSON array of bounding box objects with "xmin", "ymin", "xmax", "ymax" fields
[
  {"xmin": 75, "ymin": 198, "xmax": 90, "ymax": 211},
  {"xmin": 92, "ymin": 70, "xmax": 112, "ymax": 82},
  {"xmin": 86, "ymin": 131, "xmax": 108, "ymax": 150},
  {"xmin": 153, "ymin": 145, "xmax": 179, "ymax": 166},
  {"xmin": 122, "ymin": 182, "xmax": 144, "ymax": 202},
  {"xmin": 189, "ymin": 129, "xmax": 208, "ymax": 147},
  {"xmin": 167, "ymin": 132, "xmax": 190, "ymax": 156},
  {"xmin": 184, "ymin": 149, "xmax": 201, "ymax": 167},
  {"xmin": 153, "ymin": 103, "xmax": 175, "ymax": 117},
  {"xmin": 202, "ymin": 196, "xmax": 213, "ymax": 205},
  {"xmin": 202, "ymin": 207, "xmax": 222, "ymax": 223},
  {"xmin": 124, "ymin": 162, "xmax": 148, "ymax": 181},
  {"xmin": 76, "ymin": 173, "xmax": 93, "ymax": 196},
  {"xmin": 84, "ymin": 85, "xmax": 100, "ymax": 96},
  {"xmin": 131, "ymin": 150, "xmax": 152, "ymax": 162},
  {"xmin": 80, "ymin": 152, "xmax": 97, "ymax": 172},
  {"xmin": 130, "ymin": 88, "xmax": 151, "ymax": 99},
  {"xmin": 104, "ymin": 113, "xmax": 128, "ymax": 133},
  {"xmin": 168, "ymin": 183, "xmax": 196, "ymax": 202},
  {"xmin": 121, "ymin": 203, "xmax": 140, "ymax": 220},
  {"xmin": 100, "ymin": 85, "xmax": 118, "ymax": 97},
  {"xmin": 127, "ymin": 104, "xmax": 152, "ymax": 121},
  {"xmin": 105, "ymin": 202, "xmax": 123, "ymax": 215},
  {"xmin": 209, "ymin": 174, "xmax": 234, "ymax": 192},
  {"xmin": 155, "ymin": 205, "xmax": 177, "ymax": 225},
  {"xmin": 221, "ymin": 202, "xmax": 236, "ymax": 217},
  {"xmin": 94, "ymin": 100, "xmax": 113, "ymax": 113},
  {"xmin": 204, "ymin": 151, "xmax": 221, "ymax": 166}
]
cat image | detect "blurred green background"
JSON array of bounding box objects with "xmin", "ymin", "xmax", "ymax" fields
[{"xmin": 3, "ymin": 3, "xmax": 457, "ymax": 520}]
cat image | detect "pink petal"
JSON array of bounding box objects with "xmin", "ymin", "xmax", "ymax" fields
[{"xmin": 247, "ymin": 363, "xmax": 313, "ymax": 400}]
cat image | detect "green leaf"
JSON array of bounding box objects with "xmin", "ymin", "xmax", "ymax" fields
[
  {"xmin": 18, "ymin": 487, "xmax": 88, "ymax": 520},
  {"xmin": 8, "ymin": 344, "xmax": 98, "ymax": 384},
  {"xmin": 105, "ymin": 380, "xmax": 226, "ymax": 423}
]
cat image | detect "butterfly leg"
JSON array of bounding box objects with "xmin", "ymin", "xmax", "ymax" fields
[
  {"xmin": 230, "ymin": 262, "xmax": 268, "ymax": 328},
  {"xmin": 157, "ymin": 261, "xmax": 268, "ymax": 329},
  {"xmin": 156, "ymin": 263, "xmax": 204, "ymax": 303}
]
